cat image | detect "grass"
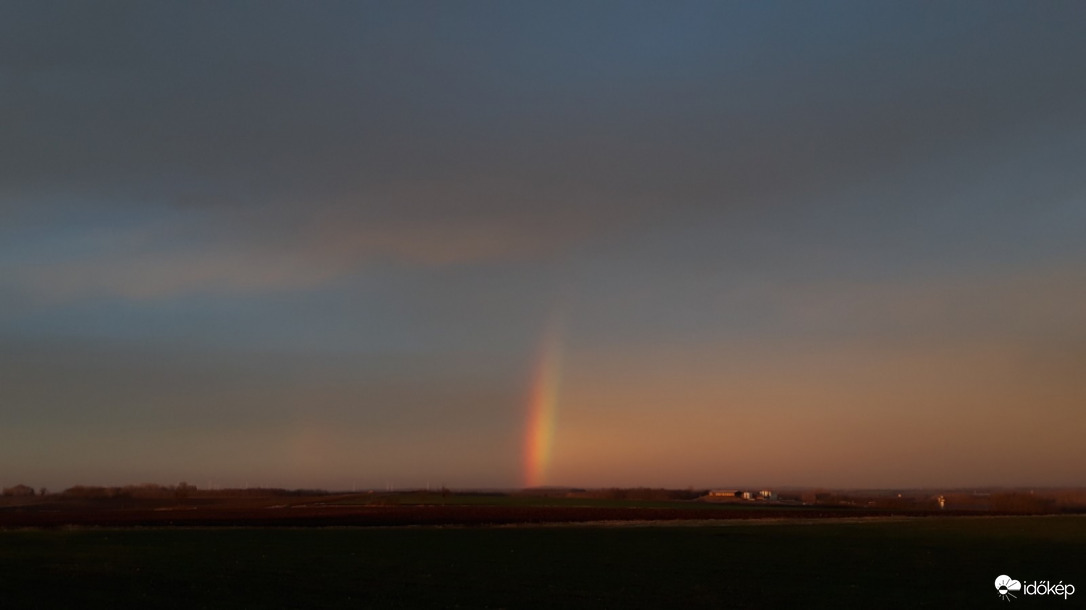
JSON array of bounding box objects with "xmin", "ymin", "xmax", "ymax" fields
[{"xmin": 1, "ymin": 516, "xmax": 1082, "ymax": 608}]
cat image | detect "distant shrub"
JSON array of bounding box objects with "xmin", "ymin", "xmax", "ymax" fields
[
  {"xmin": 990, "ymin": 493, "xmax": 1056, "ymax": 514},
  {"xmin": 576, "ymin": 488, "xmax": 706, "ymax": 501},
  {"xmin": 2, "ymin": 484, "xmax": 35, "ymax": 497},
  {"xmin": 174, "ymin": 482, "xmax": 198, "ymax": 499},
  {"xmin": 62, "ymin": 486, "xmax": 130, "ymax": 499}
]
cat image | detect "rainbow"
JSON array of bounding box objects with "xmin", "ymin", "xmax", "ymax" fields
[{"xmin": 522, "ymin": 313, "xmax": 564, "ymax": 488}]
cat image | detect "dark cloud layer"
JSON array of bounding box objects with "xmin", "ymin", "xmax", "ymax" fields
[{"xmin": 4, "ymin": 2, "xmax": 1084, "ymax": 265}]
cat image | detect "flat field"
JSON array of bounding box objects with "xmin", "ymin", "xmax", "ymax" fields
[
  {"xmin": 2, "ymin": 516, "xmax": 1082, "ymax": 609},
  {"xmin": 0, "ymin": 491, "xmax": 1007, "ymax": 528}
]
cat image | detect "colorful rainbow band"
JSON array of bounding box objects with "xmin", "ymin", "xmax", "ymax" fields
[{"xmin": 523, "ymin": 315, "xmax": 563, "ymax": 488}]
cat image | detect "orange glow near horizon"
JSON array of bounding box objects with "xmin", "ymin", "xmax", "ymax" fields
[{"xmin": 523, "ymin": 314, "xmax": 564, "ymax": 488}]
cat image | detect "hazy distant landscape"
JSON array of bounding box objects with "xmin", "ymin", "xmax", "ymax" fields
[
  {"xmin": 4, "ymin": 484, "xmax": 1086, "ymax": 527},
  {"xmin": 2, "ymin": 486, "xmax": 1083, "ymax": 608}
]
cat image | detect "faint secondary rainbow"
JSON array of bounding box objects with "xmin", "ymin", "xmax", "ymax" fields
[{"xmin": 523, "ymin": 313, "xmax": 564, "ymax": 489}]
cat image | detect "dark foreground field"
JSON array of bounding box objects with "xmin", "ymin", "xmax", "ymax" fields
[{"xmin": 2, "ymin": 516, "xmax": 1082, "ymax": 609}]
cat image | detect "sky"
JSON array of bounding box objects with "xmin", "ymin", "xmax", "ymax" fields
[{"xmin": 2, "ymin": 1, "xmax": 1084, "ymax": 491}]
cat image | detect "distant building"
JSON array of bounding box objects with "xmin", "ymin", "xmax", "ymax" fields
[
  {"xmin": 708, "ymin": 489, "xmax": 741, "ymax": 498},
  {"xmin": 707, "ymin": 489, "xmax": 777, "ymax": 501}
]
